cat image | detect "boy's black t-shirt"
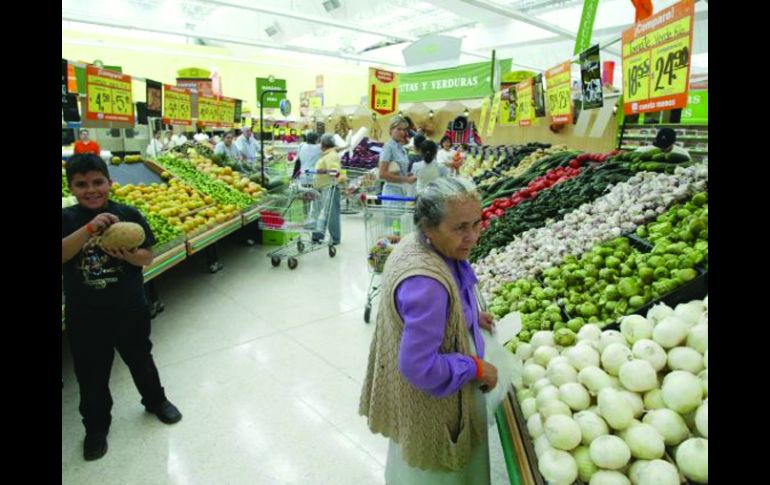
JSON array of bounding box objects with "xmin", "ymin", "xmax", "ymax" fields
[{"xmin": 62, "ymin": 201, "xmax": 155, "ymax": 312}]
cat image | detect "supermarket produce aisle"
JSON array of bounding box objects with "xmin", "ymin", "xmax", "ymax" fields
[{"xmin": 61, "ymin": 212, "xmax": 510, "ymax": 484}]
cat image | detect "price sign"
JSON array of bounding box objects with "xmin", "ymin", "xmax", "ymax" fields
[
  {"xmin": 516, "ymin": 78, "xmax": 534, "ymax": 126},
  {"xmin": 486, "ymin": 91, "xmax": 502, "ymax": 136},
  {"xmin": 163, "ymin": 84, "xmax": 192, "ymax": 126},
  {"xmin": 219, "ymin": 97, "xmax": 236, "ymax": 127},
  {"xmin": 622, "ymin": 0, "xmax": 694, "ymax": 115},
  {"xmin": 197, "ymin": 94, "xmax": 220, "ymax": 127},
  {"xmin": 85, "ymin": 66, "xmax": 134, "ymax": 123},
  {"xmin": 369, "ymin": 68, "xmax": 399, "ymax": 116},
  {"xmin": 546, "ymin": 61, "xmax": 573, "ymax": 124}
]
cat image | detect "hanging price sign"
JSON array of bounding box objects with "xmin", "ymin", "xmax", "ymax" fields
[
  {"xmin": 516, "ymin": 78, "xmax": 534, "ymax": 126},
  {"xmin": 85, "ymin": 66, "xmax": 134, "ymax": 123},
  {"xmin": 546, "ymin": 61, "xmax": 573, "ymax": 124},
  {"xmin": 486, "ymin": 91, "xmax": 502, "ymax": 137},
  {"xmin": 369, "ymin": 68, "xmax": 399, "ymax": 116},
  {"xmin": 218, "ymin": 97, "xmax": 236, "ymax": 127},
  {"xmin": 622, "ymin": 0, "xmax": 694, "ymax": 115},
  {"xmin": 197, "ymin": 93, "xmax": 220, "ymax": 127},
  {"xmin": 163, "ymin": 84, "xmax": 192, "ymax": 126}
]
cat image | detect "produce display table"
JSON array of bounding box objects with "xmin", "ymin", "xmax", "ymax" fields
[
  {"xmin": 497, "ymin": 393, "xmax": 539, "ymax": 485},
  {"xmin": 185, "ymin": 215, "xmax": 243, "ymax": 255},
  {"xmin": 143, "ymin": 241, "xmax": 188, "ymax": 282}
]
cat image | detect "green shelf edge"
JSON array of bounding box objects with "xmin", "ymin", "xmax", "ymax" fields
[{"xmin": 496, "ymin": 405, "xmax": 524, "ymax": 485}]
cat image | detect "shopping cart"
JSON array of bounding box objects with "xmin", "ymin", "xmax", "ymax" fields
[
  {"xmin": 339, "ymin": 167, "xmax": 380, "ymax": 214},
  {"xmin": 259, "ymin": 171, "xmax": 339, "ymax": 270},
  {"xmin": 363, "ymin": 194, "xmax": 416, "ymax": 323}
]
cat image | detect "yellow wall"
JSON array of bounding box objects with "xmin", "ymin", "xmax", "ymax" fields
[{"xmin": 62, "ymin": 29, "xmax": 370, "ymax": 114}]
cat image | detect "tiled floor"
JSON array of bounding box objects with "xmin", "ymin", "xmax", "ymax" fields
[{"xmin": 62, "ymin": 212, "xmax": 512, "ymax": 485}]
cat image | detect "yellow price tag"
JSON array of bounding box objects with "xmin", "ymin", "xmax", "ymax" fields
[
  {"xmin": 88, "ymin": 85, "xmax": 113, "ymax": 115},
  {"xmin": 650, "ymin": 36, "xmax": 690, "ymax": 98},
  {"xmin": 623, "ymin": 53, "xmax": 651, "ymax": 103}
]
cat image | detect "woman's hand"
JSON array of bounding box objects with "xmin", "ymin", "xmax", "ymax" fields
[
  {"xmin": 478, "ymin": 360, "xmax": 498, "ymax": 393},
  {"xmin": 87, "ymin": 213, "xmax": 119, "ymax": 235},
  {"xmin": 404, "ymin": 175, "xmax": 417, "ymax": 184},
  {"xmin": 479, "ymin": 311, "xmax": 495, "ymax": 332}
]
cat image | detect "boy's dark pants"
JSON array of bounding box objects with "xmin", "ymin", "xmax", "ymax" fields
[{"xmin": 66, "ymin": 306, "xmax": 166, "ymax": 435}]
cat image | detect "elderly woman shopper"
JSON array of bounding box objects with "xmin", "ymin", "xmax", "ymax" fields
[
  {"xmin": 379, "ymin": 117, "xmax": 417, "ymax": 200},
  {"xmin": 311, "ymin": 134, "xmax": 344, "ymax": 245},
  {"xmin": 359, "ymin": 177, "xmax": 498, "ymax": 484}
]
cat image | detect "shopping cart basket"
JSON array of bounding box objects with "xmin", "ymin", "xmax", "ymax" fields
[
  {"xmin": 363, "ymin": 194, "xmax": 416, "ymax": 323},
  {"xmin": 259, "ymin": 171, "xmax": 339, "ymax": 270},
  {"xmin": 339, "ymin": 167, "xmax": 380, "ymax": 214}
]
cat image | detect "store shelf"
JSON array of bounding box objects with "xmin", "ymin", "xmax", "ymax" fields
[
  {"xmin": 143, "ymin": 242, "xmax": 188, "ymax": 282},
  {"xmin": 185, "ymin": 216, "xmax": 244, "ymax": 255},
  {"xmin": 622, "ymin": 134, "xmax": 708, "ymax": 141}
]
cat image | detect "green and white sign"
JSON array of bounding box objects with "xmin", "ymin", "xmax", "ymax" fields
[
  {"xmin": 398, "ymin": 59, "xmax": 512, "ymax": 103},
  {"xmin": 681, "ymin": 89, "xmax": 708, "ymax": 124},
  {"xmin": 256, "ymin": 77, "xmax": 286, "ymax": 108},
  {"xmin": 574, "ymin": 0, "xmax": 600, "ymax": 55}
]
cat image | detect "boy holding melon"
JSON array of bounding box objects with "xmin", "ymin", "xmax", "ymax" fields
[{"xmin": 62, "ymin": 154, "xmax": 182, "ymax": 461}]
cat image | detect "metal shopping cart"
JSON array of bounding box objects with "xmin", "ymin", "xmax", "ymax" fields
[
  {"xmin": 259, "ymin": 171, "xmax": 339, "ymax": 270},
  {"xmin": 339, "ymin": 167, "xmax": 380, "ymax": 214},
  {"xmin": 363, "ymin": 194, "xmax": 416, "ymax": 323}
]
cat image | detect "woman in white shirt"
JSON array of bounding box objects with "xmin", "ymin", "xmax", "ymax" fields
[
  {"xmin": 436, "ymin": 135, "xmax": 458, "ymax": 175},
  {"xmin": 411, "ymin": 140, "xmax": 449, "ymax": 194},
  {"xmin": 214, "ymin": 131, "xmax": 242, "ymax": 164}
]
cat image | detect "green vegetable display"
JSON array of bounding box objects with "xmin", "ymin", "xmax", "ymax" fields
[
  {"xmin": 111, "ymin": 194, "xmax": 183, "ymax": 249},
  {"xmin": 488, "ymin": 278, "xmax": 565, "ymax": 342},
  {"xmin": 635, "ymin": 192, "xmax": 708, "ymax": 269},
  {"xmin": 156, "ymin": 155, "xmax": 256, "ymax": 210}
]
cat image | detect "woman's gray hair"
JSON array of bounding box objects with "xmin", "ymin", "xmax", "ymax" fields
[
  {"xmin": 319, "ymin": 133, "xmax": 336, "ymax": 149},
  {"xmin": 414, "ymin": 178, "xmax": 480, "ymax": 230},
  {"xmin": 389, "ymin": 116, "xmax": 410, "ymax": 131}
]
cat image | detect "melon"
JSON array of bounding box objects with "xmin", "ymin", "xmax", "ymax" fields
[{"xmin": 99, "ymin": 222, "xmax": 145, "ymax": 250}]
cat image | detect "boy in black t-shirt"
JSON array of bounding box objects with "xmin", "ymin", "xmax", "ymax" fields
[{"xmin": 62, "ymin": 154, "xmax": 182, "ymax": 461}]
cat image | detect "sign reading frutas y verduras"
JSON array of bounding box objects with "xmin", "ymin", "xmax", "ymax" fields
[
  {"xmin": 399, "ymin": 60, "xmax": 512, "ymax": 103},
  {"xmin": 163, "ymin": 84, "xmax": 192, "ymax": 126},
  {"xmin": 516, "ymin": 78, "xmax": 534, "ymax": 126},
  {"xmin": 622, "ymin": 0, "xmax": 694, "ymax": 115},
  {"xmin": 546, "ymin": 61, "xmax": 573, "ymax": 124},
  {"xmin": 369, "ymin": 68, "xmax": 399, "ymax": 116},
  {"xmin": 85, "ymin": 66, "xmax": 134, "ymax": 123}
]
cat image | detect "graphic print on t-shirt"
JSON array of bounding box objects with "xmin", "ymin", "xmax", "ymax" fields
[{"xmin": 77, "ymin": 239, "xmax": 123, "ymax": 289}]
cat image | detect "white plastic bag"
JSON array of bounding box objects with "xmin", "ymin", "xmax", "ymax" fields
[{"xmin": 481, "ymin": 329, "xmax": 523, "ymax": 426}]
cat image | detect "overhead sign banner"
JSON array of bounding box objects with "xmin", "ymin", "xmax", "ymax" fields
[
  {"xmin": 256, "ymin": 77, "xmax": 287, "ymax": 109},
  {"xmin": 622, "ymin": 0, "xmax": 695, "ymax": 115},
  {"xmin": 399, "ymin": 59, "xmax": 512, "ymax": 103},
  {"xmin": 85, "ymin": 66, "xmax": 134, "ymax": 124},
  {"xmin": 163, "ymin": 84, "xmax": 192, "ymax": 126},
  {"xmin": 516, "ymin": 78, "xmax": 534, "ymax": 126},
  {"xmin": 369, "ymin": 68, "xmax": 399, "ymax": 116},
  {"xmin": 533, "ymin": 74, "xmax": 546, "ymax": 118},
  {"xmin": 580, "ymin": 44, "xmax": 604, "ymax": 110},
  {"xmin": 486, "ymin": 91, "xmax": 502, "ymax": 136},
  {"xmin": 574, "ymin": 0, "xmax": 600, "ymax": 55},
  {"xmin": 546, "ymin": 61, "xmax": 573, "ymax": 124},
  {"xmin": 146, "ymin": 79, "xmax": 162, "ymax": 118}
]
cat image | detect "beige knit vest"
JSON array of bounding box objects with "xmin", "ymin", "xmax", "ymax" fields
[{"xmin": 359, "ymin": 232, "xmax": 484, "ymax": 472}]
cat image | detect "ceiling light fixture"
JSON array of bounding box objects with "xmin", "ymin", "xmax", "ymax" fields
[{"xmin": 322, "ymin": 0, "xmax": 341, "ymax": 12}]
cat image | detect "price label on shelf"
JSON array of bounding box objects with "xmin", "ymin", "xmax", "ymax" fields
[
  {"xmin": 622, "ymin": 0, "xmax": 694, "ymax": 115},
  {"xmin": 85, "ymin": 66, "xmax": 134, "ymax": 123},
  {"xmin": 546, "ymin": 61, "xmax": 573, "ymax": 124},
  {"xmin": 163, "ymin": 84, "xmax": 192, "ymax": 126}
]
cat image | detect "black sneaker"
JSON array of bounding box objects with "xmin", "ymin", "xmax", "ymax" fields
[
  {"xmin": 146, "ymin": 400, "xmax": 182, "ymax": 424},
  {"xmin": 83, "ymin": 433, "xmax": 108, "ymax": 461}
]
